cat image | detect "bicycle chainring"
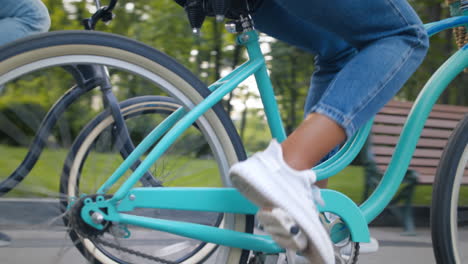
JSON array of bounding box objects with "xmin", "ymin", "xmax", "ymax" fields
[{"xmin": 320, "ymin": 213, "xmax": 360, "ymax": 264}]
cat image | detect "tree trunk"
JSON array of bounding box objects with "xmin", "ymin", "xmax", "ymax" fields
[
  {"xmin": 239, "ymin": 91, "xmax": 250, "ymax": 140},
  {"xmin": 225, "ymin": 45, "xmax": 241, "ymax": 115},
  {"xmin": 212, "ymin": 22, "xmax": 222, "ymax": 83}
]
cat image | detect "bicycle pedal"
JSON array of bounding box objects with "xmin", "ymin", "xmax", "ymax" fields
[{"xmin": 257, "ymin": 208, "xmax": 308, "ymax": 251}]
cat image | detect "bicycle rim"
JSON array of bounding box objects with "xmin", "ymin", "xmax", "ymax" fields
[
  {"xmin": 431, "ymin": 114, "xmax": 468, "ymax": 264},
  {"xmin": 0, "ymin": 31, "xmax": 251, "ymax": 264}
]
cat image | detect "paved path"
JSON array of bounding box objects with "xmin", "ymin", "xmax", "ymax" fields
[
  {"xmin": 1, "ymin": 199, "xmax": 466, "ymax": 263},
  {"xmin": 0, "ymin": 227, "xmax": 455, "ymax": 263},
  {"xmin": 359, "ymin": 227, "xmax": 436, "ymax": 263}
]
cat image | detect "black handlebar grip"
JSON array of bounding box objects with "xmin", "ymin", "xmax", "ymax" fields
[{"xmin": 184, "ymin": 0, "xmax": 206, "ymax": 34}]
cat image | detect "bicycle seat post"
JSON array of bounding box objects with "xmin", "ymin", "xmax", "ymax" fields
[{"xmin": 225, "ymin": 15, "xmax": 254, "ymax": 34}]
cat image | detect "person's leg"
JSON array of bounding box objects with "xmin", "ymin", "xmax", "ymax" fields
[
  {"xmin": 231, "ymin": 0, "xmax": 428, "ymax": 261},
  {"xmin": 282, "ymin": 113, "xmax": 346, "ymax": 170},
  {"xmin": 271, "ymin": 0, "xmax": 429, "ymax": 171},
  {"xmin": 252, "ymin": 0, "xmax": 357, "ymax": 116},
  {"xmin": 0, "ymin": 0, "xmax": 50, "ymax": 46},
  {"xmin": 251, "ymin": 0, "xmax": 357, "ymax": 178}
]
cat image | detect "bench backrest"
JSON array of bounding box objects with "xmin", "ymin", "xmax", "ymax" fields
[{"xmin": 371, "ymin": 100, "xmax": 468, "ymax": 184}]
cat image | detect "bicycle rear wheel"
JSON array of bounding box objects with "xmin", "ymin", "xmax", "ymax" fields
[
  {"xmin": 431, "ymin": 114, "xmax": 468, "ymax": 264},
  {"xmin": 0, "ymin": 31, "xmax": 252, "ymax": 264},
  {"xmin": 62, "ymin": 95, "xmax": 247, "ymax": 264}
]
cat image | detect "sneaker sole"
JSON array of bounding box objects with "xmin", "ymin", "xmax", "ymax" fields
[{"xmin": 230, "ymin": 164, "xmax": 334, "ymax": 263}]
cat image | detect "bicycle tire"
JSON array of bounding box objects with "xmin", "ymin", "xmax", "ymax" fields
[
  {"xmin": 431, "ymin": 114, "xmax": 468, "ymax": 264},
  {"xmin": 0, "ymin": 31, "xmax": 252, "ymax": 264},
  {"xmin": 61, "ymin": 95, "xmax": 247, "ymax": 264}
]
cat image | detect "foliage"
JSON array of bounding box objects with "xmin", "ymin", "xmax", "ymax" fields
[
  {"xmin": 267, "ymin": 41, "xmax": 315, "ymax": 135},
  {"xmin": 402, "ymin": 0, "xmax": 467, "ymax": 105},
  {"xmin": 6, "ymin": 0, "xmax": 463, "ymax": 144},
  {"xmin": 2, "ymin": 0, "xmax": 466, "ymax": 202}
]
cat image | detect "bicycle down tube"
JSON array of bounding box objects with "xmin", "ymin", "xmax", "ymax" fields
[{"xmin": 104, "ymin": 31, "xmax": 267, "ymax": 201}]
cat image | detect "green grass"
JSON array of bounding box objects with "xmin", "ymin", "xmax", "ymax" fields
[
  {"xmin": 330, "ymin": 165, "xmax": 468, "ymax": 206},
  {"xmin": 328, "ymin": 166, "xmax": 366, "ymax": 203},
  {"xmin": 2, "ymin": 144, "xmax": 466, "ymax": 207},
  {"xmin": 0, "ymin": 144, "xmax": 68, "ymax": 197},
  {"xmin": 0, "ymin": 144, "xmax": 223, "ymax": 198}
]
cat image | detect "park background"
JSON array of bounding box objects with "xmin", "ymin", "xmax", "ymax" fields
[{"xmin": 0, "ymin": 0, "xmax": 467, "ymax": 209}]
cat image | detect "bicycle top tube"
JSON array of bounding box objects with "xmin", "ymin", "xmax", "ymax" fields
[{"xmin": 425, "ymin": 15, "xmax": 468, "ymax": 37}]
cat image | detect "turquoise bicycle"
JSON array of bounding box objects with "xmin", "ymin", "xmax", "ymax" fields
[{"xmin": 0, "ymin": 0, "xmax": 467, "ymax": 263}]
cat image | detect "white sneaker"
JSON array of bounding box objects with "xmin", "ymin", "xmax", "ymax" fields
[
  {"xmin": 257, "ymin": 208, "xmax": 308, "ymax": 251},
  {"xmin": 229, "ymin": 140, "xmax": 335, "ymax": 264}
]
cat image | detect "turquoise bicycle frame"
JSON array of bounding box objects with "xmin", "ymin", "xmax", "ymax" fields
[{"xmin": 81, "ymin": 16, "xmax": 468, "ymax": 254}]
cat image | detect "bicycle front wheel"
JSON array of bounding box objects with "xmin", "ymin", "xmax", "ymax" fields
[
  {"xmin": 431, "ymin": 114, "xmax": 468, "ymax": 264},
  {"xmin": 0, "ymin": 31, "xmax": 252, "ymax": 264}
]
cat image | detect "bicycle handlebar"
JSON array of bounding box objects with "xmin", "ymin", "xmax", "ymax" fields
[
  {"xmin": 176, "ymin": 0, "xmax": 262, "ymax": 34},
  {"xmin": 83, "ymin": 0, "xmax": 118, "ymax": 30}
]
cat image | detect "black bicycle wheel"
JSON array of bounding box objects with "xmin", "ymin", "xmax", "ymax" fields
[
  {"xmin": 431, "ymin": 114, "xmax": 468, "ymax": 264},
  {"xmin": 0, "ymin": 31, "xmax": 252, "ymax": 264}
]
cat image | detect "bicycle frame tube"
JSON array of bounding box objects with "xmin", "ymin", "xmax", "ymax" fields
[
  {"xmin": 238, "ymin": 31, "xmax": 373, "ymax": 180},
  {"xmin": 107, "ymin": 31, "xmax": 265, "ymax": 200},
  {"xmin": 91, "ymin": 17, "xmax": 468, "ymax": 250},
  {"xmin": 424, "ymin": 16, "xmax": 468, "ymax": 37},
  {"xmin": 360, "ymin": 30, "xmax": 468, "ymax": 222},
  {"xmin": 97, "ymin": 107, "xmax": 186, "ymax": 194},
  {"xmin": 316, "ymin": 16, "xmax": 468, "ymax": 182},
  {"xmin": 81, "ymin": 188, "xmax": 369, "ymax": 252},
  {"xmin": 238, "ymin": 31, "xmax": 287, "ymax": 142},
  {"xmin": 101, "ymin": 29, "xmax": 367, "ymax": 198}
]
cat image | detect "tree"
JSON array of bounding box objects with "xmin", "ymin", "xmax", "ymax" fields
[
  {"xmin": 401, "ymin": 0, "xmax": 467, "ymax": 106},
  {"xmin": 267, "ymin": 41, "xmax": 315, "ymax": 135}
]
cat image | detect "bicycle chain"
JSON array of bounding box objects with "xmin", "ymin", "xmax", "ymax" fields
[
  {"xmin": 93, "ymin": 236, "xmax": 179, "ymax": 264},
  {"xmin": 350, "ymin": 243, "xmax": 360, "ymax": 264},
  {"xmin": 91, "ymin": 227, "xmax": 359, "ymax": 264}
]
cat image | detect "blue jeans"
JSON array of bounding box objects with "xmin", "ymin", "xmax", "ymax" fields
[
  {"xmin": 0, "ymin": 0, "xmax": 50, "ymax": 46},
  {"xmin": 252, "ymin": 0, "xmax": 429, "ymax": 139}
]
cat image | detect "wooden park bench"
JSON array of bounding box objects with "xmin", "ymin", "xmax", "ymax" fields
[{"xmin": 357, "ymin": 100, "xmax": 468, "ymax": 233}]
